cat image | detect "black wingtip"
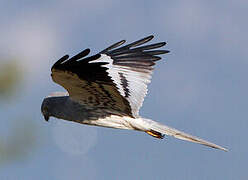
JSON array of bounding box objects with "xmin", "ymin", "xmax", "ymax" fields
[
  {"xmin": 52, "ymin": 54, "xmax": 69, "ymax": 69},
  {"xmin": 152, "ymin": 56, "xmax": 161, "ymax": 61},
  {"xmin": 144, "ymin": 35, "xmax": 154, "ymax": 41},
  {"xmin": 100, "ymin": 40, "xmax": 126, "ymax": 54},
  {"xmin": 145, "ymin": 50, "xmax": 170, "ymax": 56},
  {"xmin": 67, "ymin": 48, "xmax": 90, "ymax": 63},
  {"xmin": 160, "ymin": 42, "xmax": 166, "ymax": 46},
  {"xmin": 58, "ymin": 54, "xmax": 70, "ymax": 63},
  {"xmin": 130, "ymin": 35, "xmax": 154, "ymax": 48}
]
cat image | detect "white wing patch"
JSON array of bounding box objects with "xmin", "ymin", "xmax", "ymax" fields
[
  {"xmin": 90, "ymin": 54, "xmax": 152, "ymax": 117},
  {"xmin": 89, "ymin": 54, "xmax": 126, "ymax": 97}
]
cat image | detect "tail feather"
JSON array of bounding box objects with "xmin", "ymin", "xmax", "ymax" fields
[{"xmin": 143, "ymin": 119, "xmax": 228, "ymax": 152}]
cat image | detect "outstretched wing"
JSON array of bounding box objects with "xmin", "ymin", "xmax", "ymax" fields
[{"xmin": 51, "ymin": 35, "xmax": 169, "ymax": 117}]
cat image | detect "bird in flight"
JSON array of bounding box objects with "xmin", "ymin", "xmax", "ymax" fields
[{"xmin": 41, "ymin": 35, "xmax": 227, "ymax": 151}]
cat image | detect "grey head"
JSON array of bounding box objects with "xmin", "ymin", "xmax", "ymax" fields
[
  {"xmin": 41, "ymin": 96, "xmax": 67, "ymax": 121},
  {"xmin": 41, "ymin": 92, "xmax": 95, "ymax": 123},
  {"xmin": 41, "ymin": 92, "xmax": 71, "ymax": 121}
]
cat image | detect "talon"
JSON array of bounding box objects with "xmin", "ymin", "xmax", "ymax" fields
[{"xmin": 146, "ymin": 130, "xmax": 165, "ymax": 139}]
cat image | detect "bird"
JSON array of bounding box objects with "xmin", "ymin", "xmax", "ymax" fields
[{"xmin": 41, "ymin": 35, "xmax": 227, "ymax": 151}]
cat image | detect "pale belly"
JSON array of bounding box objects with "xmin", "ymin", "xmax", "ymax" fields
[{"xmin": 82, "ymin": 115, "xmax": 146, "ymax": 131}]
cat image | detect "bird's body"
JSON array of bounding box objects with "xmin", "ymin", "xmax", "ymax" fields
[
  {"xmin": 42, "ymin": 95, "xmax": 136, "ymax": 130},
  {"xmin": 41, "ymin": 35, "xmax": 227, "ymax": 151}
]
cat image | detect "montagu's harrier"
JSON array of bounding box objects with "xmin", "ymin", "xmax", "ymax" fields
[{"xmin": 41, "ymin": 35, "xmax": 227, "ymax": 151}]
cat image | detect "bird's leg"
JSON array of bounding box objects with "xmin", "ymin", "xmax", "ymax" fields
[{"xmin": 146, "ymin": 130, "xmax": 165, "ymax": 139}]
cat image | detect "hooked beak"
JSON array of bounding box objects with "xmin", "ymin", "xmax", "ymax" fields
[{"xmin": 44, "ymin": 115, "xmax": 50, "ymax": 121}]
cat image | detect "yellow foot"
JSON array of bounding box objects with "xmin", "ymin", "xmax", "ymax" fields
[{"xmin": 146, "ymin": 130, "xmax": 165, "ymax": 139}]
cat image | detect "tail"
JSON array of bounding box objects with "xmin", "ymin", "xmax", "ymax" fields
[{"xmin": 141, "ymin": 118, "xmax": 228, "ymax": 152}]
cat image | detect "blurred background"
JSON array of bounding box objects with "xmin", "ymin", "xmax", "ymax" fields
[{"xmin": 0, "ymin": 0, "xmax": 247, "ymax": 179}]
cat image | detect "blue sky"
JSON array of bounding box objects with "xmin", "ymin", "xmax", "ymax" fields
[{"xmin": 0, "ymin": 0, "xmax": 247, "ymax": 179}]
